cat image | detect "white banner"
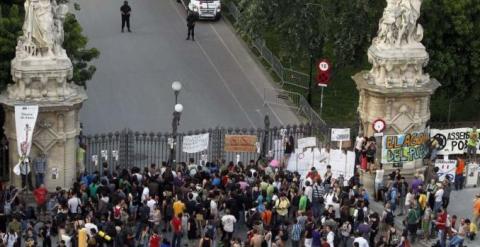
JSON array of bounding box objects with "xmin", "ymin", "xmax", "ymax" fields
[
  {"xmin": 435, "ymin": 159, "xmax": 457, "ymax": 182},
  {"xmin": 430, "ymin": 128, "xmax": 480, "ymax": 155},
  {"xmin": 466, "ymin": 163, "xmax": 478, "ymax": 186},
  {"xmin": 286, "ymin": 148, "xmax": 354, "ymax": 180},
  {"xmin": 15, "ymin": 105, "xmax": 39, "ymax": 161},
  {"xmin": 331, "ymin": 128, "xmax": 350, "ymax": 142},
  {"xmin": 182, "ymin": 133, "xmax": 209, "ymax": 153},
  {"xmin": 297, "ymin": 137, "xmax": 317, "ymax": 150}
]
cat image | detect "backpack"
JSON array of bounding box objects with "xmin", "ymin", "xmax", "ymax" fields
[
  {"xmin": 4, "ymin": 201, "xmax": 12, "ymax": 216},
  {"xmin": 114, "ymin": 206, "xmax": 121, "ymax": 219},
  {"xmin": 356, "ymin": 208, "xmax": 364, "ymax": 223},
  {"xmin": 205, "ymin": 224, "xmax": 215, "ymax": 238},
  {"xmin": 165, "ymin": 203, "xmax": 174, "ymax": 219},
  {"xmin": 385, "ymin": 210, "xmax": 394, "ymax": 225},
  {"xmin": 312, "ymin": 185, "xmax": 325, "ymax": 204},
  {"xmin": 366, "ymin": 145, "xmax": 376, "ymax": 157},
  {"xmin": 333, "ymin": 231, "xmax": 341, "ymax": 247},
  {"xmin": 138, "ymin": 205, "xmax": 150, "ymax": 222}
]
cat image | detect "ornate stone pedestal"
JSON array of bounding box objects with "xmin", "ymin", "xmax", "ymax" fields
[
  {"xmin": 353, "ymin": 0, "xmax": 440, "ymax": 170},
  {"xmin": 0, "ymin": 0, "xmax": 87, "ymax": 190}
]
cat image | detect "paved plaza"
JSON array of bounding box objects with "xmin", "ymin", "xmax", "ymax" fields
[{"xmin": 75, "ymin": 0, "xmax": 299, "ymax": 134}]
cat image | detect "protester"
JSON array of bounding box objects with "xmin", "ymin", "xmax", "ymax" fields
[{"xmin": 0, "ymin": 147, "xmax": 476, "ymax": 247}]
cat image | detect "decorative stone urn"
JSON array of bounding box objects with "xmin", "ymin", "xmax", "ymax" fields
[
  {"xmin": 353, "ymin": 0, "xmax": 440, "ymax": 170},
  {"xmin": 0, "ymin": 0, "xmax": 87, "ymax": 190}
]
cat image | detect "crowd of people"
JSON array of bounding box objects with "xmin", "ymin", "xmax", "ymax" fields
[{"xmin": 0, "ymin": 150, "xmax": 478, "ymax": 247}]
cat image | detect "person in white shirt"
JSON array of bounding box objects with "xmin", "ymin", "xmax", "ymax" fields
[
  {"xmin": 221, "ymin": 210, "xmax": 237, "ymax": 242},
  {"xmin": 374, "ymin": 164, "xmax": 384, "ymax": 201},
  {"xmin": 326, "ymin": 225, "xmax": 335, "ymax": 247},
  {"xmin": 3, "ymin": 230, "xmax": 18, "ymax": 247},
  {"xmin": 141, "ymin": 186, "xmax": 149, "ymax": 202},
  {"xmin": 67, "ymin": 193, "xmax": 82, "ymax": 215},
  {"xmin": 146, "ymin": 196, "xmax": 157, "ymax": 219},
  {"xmin": 354, "ymin": 134, "xmax": 365, "ymax": 166},
  {"xmin": 210, "ymin": 199, "xmax": 218, "ymax": 219},
  {"xmin": 434, "ymin": 184, "xmax": 444, "ymax": 212},
  {"xmin": 304, "ymin": 181, "xmax": 313, "ymax": 202},
  {"xmin": 353, "ymin": 232, "xmax": 370, "ymax": 247}
]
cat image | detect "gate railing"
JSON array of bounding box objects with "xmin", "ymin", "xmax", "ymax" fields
[{"xmin": 82, "ymin": 123, "xmax": 321, "ymax": 173}]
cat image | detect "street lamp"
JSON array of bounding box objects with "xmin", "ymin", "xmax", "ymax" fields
[
  {"xmin": 172, "ymin": 81, "xmax": 182, "ymax": 104},
  {"xmin": 169, "ymin": 81, "xmax": 183, "ymax": 166}
]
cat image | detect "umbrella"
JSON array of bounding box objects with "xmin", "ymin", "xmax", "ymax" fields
[
  {"xmin": 238, "ymin": 181, "xmax": 249, "ymax": 190},
  {"xmin": 270, "ymin": 160, "xmax": 280, "ymax": 168}
]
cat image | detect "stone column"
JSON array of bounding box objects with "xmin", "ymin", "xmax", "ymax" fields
[
  {"xmin": 0, "ymin": 0, "xmax": 87, "ymax": 191},
  {"xmin": 352, "ymin": 0, "xmax": 440, "ymax": 174}
]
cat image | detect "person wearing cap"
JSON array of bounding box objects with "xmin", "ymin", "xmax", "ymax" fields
[
  {"xmin": 473, "ymin": 194, "xmax": 480, "ymax": 226},
  {"xmin": 120, "ymin": 1, "xmax": 131, "ymax": 32},
  {"xmin": 186, "ymin": 10, "xmax": 196, "ymax": 41},
  {"xmin": 467, "ymin": 127, "xmax": 479, "ymax": 160}
]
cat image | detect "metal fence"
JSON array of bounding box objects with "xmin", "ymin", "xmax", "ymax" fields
[
  {"xmin": 226, "ymin": 2, "xmax": 325, "ymax": 129},
  {"xmin": 82, "ymin": 123, "xmax": 321, "ymax": 173}
]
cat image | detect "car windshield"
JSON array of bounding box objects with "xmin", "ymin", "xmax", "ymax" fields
[{"xmin": 200, "ymin": 0, "xmax": 216, "ymax": 3}]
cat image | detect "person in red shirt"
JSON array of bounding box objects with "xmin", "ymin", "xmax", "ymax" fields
[
  {"xmin": 149, "ymin": 229, "xmax": 161, "ymax": 247},
  {"xmin": 33, "ymin": 184, "xmax": 48, "ymax": 215},
  {"xmin": 171, "ymin": 213, "xmax": 182, "ymax": 247},
  {"xmin": 434, "ymin": 207, "xmax": 447, "ymax": 247}
]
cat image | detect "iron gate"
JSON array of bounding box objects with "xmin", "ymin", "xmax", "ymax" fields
[{"xmin": 81, "ymin": 123, "xmax": 324, "ymax": 173}]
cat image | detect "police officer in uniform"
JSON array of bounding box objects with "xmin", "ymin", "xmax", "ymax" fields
[
  {"xmin": 186, "ymin": 10, "xmax": 196, "ymax": 41},
  {"xmin": 121, "ymin": 1, "xmax": 132, "ymax": 32}
]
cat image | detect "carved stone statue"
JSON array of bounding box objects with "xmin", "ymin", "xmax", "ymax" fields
[
  {"xmin": 19, "ymin": 0, "xmax": 68, "ymax": 58},
  {"xmin": 366, "ymin": 0, "xmax": 429, "ymax": 88},
  {"xmin": 373, "ymin": 0, "xmax": 423, "ymax": 48},
  {"xmin": 7, "ymin": 0, "xmax": 86, "ymax": 102}
]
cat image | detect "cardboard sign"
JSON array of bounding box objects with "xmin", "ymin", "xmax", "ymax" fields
[
  {"xmin": 224, "ymin": 135, "xmax": 257, "ymax": 152},
  {"xmin": 331, "ymin": 128, "xmax": 350, "ymax": 142},
  {"xmin": 182, "ymin": 133, "xmax": 209, "ymax": 153},
  {"xmin": 298, "ymin": 137, "xmax": 317, "ymax": 150},
  {"xmin": 435, "ymin": 159, "xmax": 457, "ymax": 182}
]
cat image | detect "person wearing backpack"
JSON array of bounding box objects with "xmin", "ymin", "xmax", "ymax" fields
[
  {"xmin": 365, "ymin": 138, "xmax": 376, "ymax": 174},
  {"xmin": 33, "ymin": 184, "xmax": 48, "ymax": 216},
  {"xmin": 311, "ymin": 179, "xmax": 326, "ymax": 221},
  {"xmin": 3, "ymin": 228, "xmax": 18, "ymax": 247},
  {"xmin": 135, "ymin": 202, "xmax": 150, "ymax": 239},
  {"xmin": 290, "ymin": 218, "xmax": 302, "ymax": 247},
  {"xmin": 406, "ymin": 203, "xmax": 420, "ymax": 243}
]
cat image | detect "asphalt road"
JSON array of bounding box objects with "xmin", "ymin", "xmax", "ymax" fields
[{"xmin": 75, "ymin": 0, "xmax": 299, "ymax": 134}]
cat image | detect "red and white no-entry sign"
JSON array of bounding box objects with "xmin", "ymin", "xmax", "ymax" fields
[{"xmin": 318, "ymin": 61, "xmax": 330, "ymax": 72}]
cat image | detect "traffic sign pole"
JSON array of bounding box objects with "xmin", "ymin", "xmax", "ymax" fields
[
  {"xmin": 320, "ymin": 86, "xmax": 324, "ymax": 118},
  {"xmin": 308, "ymin": 54, "xmax": 314, "ymax": 105}
]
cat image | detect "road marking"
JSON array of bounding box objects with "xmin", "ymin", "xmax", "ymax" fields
[
  {"xmin": 168, "ymin": 0, "xmax": 257, "ymax": 128},
  {"xmin": 208, "ymin": 23, "xmax": 285, "ymax": 126}
]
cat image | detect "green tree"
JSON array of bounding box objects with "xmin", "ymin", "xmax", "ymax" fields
[
  {"xmin": 0, "ymin": 4, "xmax": 22, "ymax": 91},
  {"xmin": 0, "ymin": 1, "xmax": 98, "ymax": 90},
  {"xmin": 421, "ymin": 0, "xmax": 480, "ymax": 120},
  {"xmin": 63, "ymin": 13, "xmax": 99, "ymax": 88}
]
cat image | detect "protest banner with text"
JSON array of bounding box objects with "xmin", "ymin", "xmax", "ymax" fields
[
  {"xmin": 381, "ymin": 132, "xmax": 429, "ymax": 164},
  {"xmin": 430, "ymin": 128, "xmax": 480, "ymax": 155}
]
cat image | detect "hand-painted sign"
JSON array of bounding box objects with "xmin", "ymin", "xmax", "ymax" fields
[
  {"xmin": 381, "ymin": 132, "xmax": 429, "ymax": 163},
  {"xmin": 224, "ymin": 135, "xmax": 257, "ymax": 152}
]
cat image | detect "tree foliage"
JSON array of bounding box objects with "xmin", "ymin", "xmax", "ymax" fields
[
  {"xmin": 421, "ymin": 0, "xmax": 480, "ymax": 101},
  {"xmin": 63, "ymin": 13, "xmax": 99, "ymax": 88},
  {"xmin": 0, "ymin": 4, "xmax": 22, "ymax": 91},
  {"xmin": 0, "ymin": 1, "xmax": 98, "ymax": 90},
  {"xmin": 230, "ymin": 0, "xmax": 480, "ymax": 121}
]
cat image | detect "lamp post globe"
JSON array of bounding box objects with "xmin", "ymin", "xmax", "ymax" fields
[
  {"xmin": 174, "ymin": 104, "xmax": 183, "ymax": 113},
  {"xmin": 172, "ymin": 81, "xmax": 182, "ymax": 92}
]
